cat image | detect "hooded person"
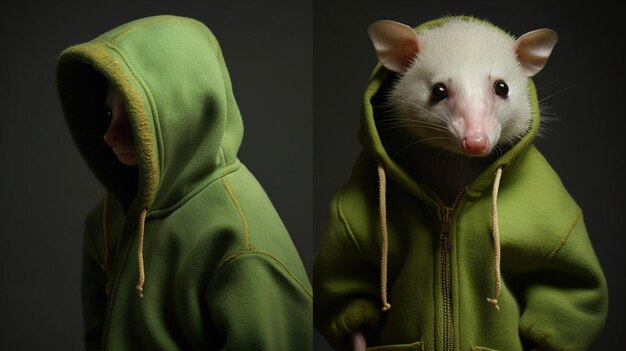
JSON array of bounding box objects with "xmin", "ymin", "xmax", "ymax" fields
[
  {"xmin": 313, "ymin": 16, "xmax": 608, "ymax": 351},
  {"xmin": 56, "ymin": 15, "xmax": 312, "ymax": 350}
]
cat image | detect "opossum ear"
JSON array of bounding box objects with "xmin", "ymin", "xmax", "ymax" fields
[
  {"xmin": 514, "ymin": 28, "xmax": 558, "ymax": 77},
  {"xmin": 368, "ymin": 20, "xmax": 419, "ymax": 73}
]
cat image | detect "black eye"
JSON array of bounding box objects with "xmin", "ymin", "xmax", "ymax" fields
[
  {"xmin": 431, "ymin": 83, "xmax": 448, "ymax": 101},
  {"xmin": 104, "ymin": 106, "xmax": 112, "ymax": 119},
  {"xmin": 494, "ymin": 80, "xmax": 509, "ymax": 98}
]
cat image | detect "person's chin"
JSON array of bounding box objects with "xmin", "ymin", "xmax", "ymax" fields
[{"xmin": 117, "ymin": 153, "xmax": 138, "ymax": 166}]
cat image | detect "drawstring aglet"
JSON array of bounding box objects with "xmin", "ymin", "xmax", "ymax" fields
[
  {"xmin": 136, "ymin": 284, "xmax": 144, "ymax": 298},
  {"xmin": 486, "ymin": 298, "xmax": 500, "ymax": 311}
]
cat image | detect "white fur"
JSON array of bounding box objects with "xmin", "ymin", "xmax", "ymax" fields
[{"xmin": 389, "ymin": 18, "xmax": 532, "ymax": 155}]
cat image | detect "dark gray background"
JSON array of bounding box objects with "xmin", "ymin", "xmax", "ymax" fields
[
  {"xmin": 0, "ymin": 1, "xmax": 311, "ymax": 349},
  {"xmin": 2, "ymin": 0, "xmax": 624, "ymax": 350},
  {"xmin": 314, "ymin": 1, "xmax": 624, "ymax": 350}
]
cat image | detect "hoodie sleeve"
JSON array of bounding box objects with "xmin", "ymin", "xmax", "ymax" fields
[
  {"xmin": 81, "ymin": 220, "xmax": 107, "ymax": 351},
  {"xmin": 313, "ymin": 193, "xmax": 383, "ymax": 349},
  {"xmin": 519, "ymin": 213, "xmax": 608, "ymax": 351},
  {"xmin": 206, "ymin": 251, "xmax": 312, "ymax": 351}
]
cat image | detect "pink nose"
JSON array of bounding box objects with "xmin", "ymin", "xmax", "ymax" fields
[{"xmin": 463, "ymin": 135, "xmax": 490, "ymax": 156}]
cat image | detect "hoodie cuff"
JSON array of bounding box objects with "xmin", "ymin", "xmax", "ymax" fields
[{"xmin": 328, "ymin": 298, "xmax": 382, "ymax": 341}]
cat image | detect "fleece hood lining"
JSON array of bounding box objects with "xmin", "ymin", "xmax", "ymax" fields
[
  {"xmin": 59, "ymin": 44, "xmax": 159, "ymax": 298},
  {"xmin": 57, "ymin": 44, "xmax": 159, "ymax": 215}
]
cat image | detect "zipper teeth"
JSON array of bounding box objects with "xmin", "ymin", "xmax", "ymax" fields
[
  {"xmin": 427, "ymin": 187, "xmax": 466, "ymax": 209},
  {"xmin": 442, "ymin": 247, "xmax": 452, "ymax": 351},
  {"xmin": 441, "ymin": 207, "xmax": 453, "ymax": 351},
  {"xmin": 426, "ymin": 187, "xmax": 465, "ymax": 351}
]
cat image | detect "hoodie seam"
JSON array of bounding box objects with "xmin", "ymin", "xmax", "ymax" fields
[
  {"xmin": 219, "ymin": 167, "xmax": 252, "ymax": 251},
  {"xmin": 108, "ymin": 17, "xmax": 170, "ymax": 43},
  {"xmin": 215, "ymin": 249, "xmax": 312, "ymax": 299},
  {"xmin": 108, "ymin": 16, "xmax": 195, "ymax": 44},
  {"xmin": 535, "ymin": 209, "xmax": 583, "ymax": 270},
  {"xmin": 336, "ymin": 189, "xmax": 361, "ymax": 251},
  {"xmin": 146, "ymin": 162, "xmax": 241, "ymax": 219}
]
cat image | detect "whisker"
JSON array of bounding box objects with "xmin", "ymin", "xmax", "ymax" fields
[
  {"xmin": 393, "ymin": 98, "xmax": 450, "ymax": 125},
  {"xmin": 538, "ymin": 82, "xmax": 588, "ymax": 104},
  {"xmin": 376, "ymin": 118, "xmax": 447, "ymax": 130},
  {"xmin": 395, "ymin": 135, "xmax": 418, "ymax": 157},
  {"xmin": 395, "ymin": 136, "xmax": 454, "ymax": 155},
  {"xmin": 502, "ymin": 10, "xmax": 527, "ymax": 33},
  {"xmin": 377, "ymin": 124, "xmax": 448, "ymax": 134},
  {"xmin": 536, "ymin": 78, "xmax": 562, "ymax": 92},
  {"xmin": 377, "ymin": 118, "xmax": 449, "ymax": 131},
  {"xmin": 436, "ymin": 147, "xmax": 448, "ymax": 160}
]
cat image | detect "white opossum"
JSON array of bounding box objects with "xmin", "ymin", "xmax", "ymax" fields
[
  {"xmin": 368, "ymin": 18, "xmax": 558, "ymax": 205},
  {"xmin": 344, "ymin": 19, "xmax": 558, "ymax": 350}
]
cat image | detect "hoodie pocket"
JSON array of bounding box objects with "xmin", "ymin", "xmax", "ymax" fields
[
  {"xmin": 366, "ymin": 340, "xmax": 424, "ymax": 351},
  {"xmin": 471, "ymin": 346, "xmax": 498, "ymax": 351}
]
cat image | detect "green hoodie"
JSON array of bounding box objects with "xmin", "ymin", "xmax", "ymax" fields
[
  {"xmin": 314, "ymin": 17, "xmax": 608, "ymax": 351},
  {"xmin": 57, "ymin": 15, "xmax": 311, "ymax": 350}
]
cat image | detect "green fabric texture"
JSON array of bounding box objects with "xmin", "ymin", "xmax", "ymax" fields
[
  {"xmin": 57, "ymin": 15, "xmax": 311, "ymax": 350},
  {"xmin": 314, "ymin": 16, "xmax": 608, "ymax": 351}
]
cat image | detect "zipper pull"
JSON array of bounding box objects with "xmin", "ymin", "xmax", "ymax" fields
[{"xmin": 441, "ymin": 207, "xmax": 452, "ymax": 250}]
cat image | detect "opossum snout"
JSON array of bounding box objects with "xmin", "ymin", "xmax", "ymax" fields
[{"xmin": 462, "ymin": 131, "xmax": 490, "ymax": 156}]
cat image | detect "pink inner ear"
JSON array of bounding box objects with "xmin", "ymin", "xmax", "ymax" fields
[
  {"xmin": 514, "ymin": 29, "xmax": 558, "ymax": 77},
  {"xmin": 377, "ymin": 35, "xmax": 419, "ymax": 73},
  {"xmin": 402, "ymin": 41, "xmax": 418, "ymax": 67},
  {"xmin": 368, "ymin": 20, "xmax": 420, "ymax": 73}
]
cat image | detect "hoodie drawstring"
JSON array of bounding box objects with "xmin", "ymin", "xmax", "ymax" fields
[
  {"xmin": 487, "ymin": 167, "xmax": 503, "ymax": 311},
  {"xmin": 103, "ymin": 192, "xmax": 112, "ymax": 296},
  {"xmin": 377, "ymin": 162, "xmax": 391, "ymax": 312},
  {"xmin": 376, "ymin": 162, "xmax": 505, "ymax": 313},
  {"xmin": 136, "ymin": 208, "xmax": 148, "ymax": 298},
  {"xmin": 101, "ymin": 193, "xmax": 148, "ymax": 298}
]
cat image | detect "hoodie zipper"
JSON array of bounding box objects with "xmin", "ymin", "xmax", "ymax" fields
[
  {"xmin": 440, "ymin": 206, "xmax": 453, "ymax": 351},
  {"xmin": 427, "ymin": 189, "xmax": 465, "ymax": 351}
]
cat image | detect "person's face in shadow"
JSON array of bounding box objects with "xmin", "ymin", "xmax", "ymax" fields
[{"xmin": 103, "ymin": 85, "xmax": 138, "ymax": 166}]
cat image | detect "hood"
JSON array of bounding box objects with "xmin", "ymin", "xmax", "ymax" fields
[
  {"xmin": 359, "ymin": 16, "xmax": 541, "ymax": 202},
  {"xmin": 57, "ymin": 15, "xmax": 243, "ymax": 216}
]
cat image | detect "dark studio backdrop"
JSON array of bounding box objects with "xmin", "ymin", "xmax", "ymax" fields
[
  {"xmin": 313, "ymin": 1, "xmax": 625, "ymax": 351},
  {"xmin": 0, "ymin": 0, "xmax": 311, "ymax": 349},
  {"xmin": 1, "ymin": 0, "xmax": 625, "ymax": 350}
]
